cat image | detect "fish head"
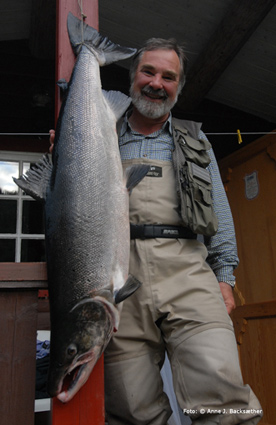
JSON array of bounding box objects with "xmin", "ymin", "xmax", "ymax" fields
[{"xmin": 47, "ymin": 296, "xmax": 119, "ymax": 403}]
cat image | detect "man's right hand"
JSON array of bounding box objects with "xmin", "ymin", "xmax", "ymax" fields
[{"xmin": 49, "ymin": 129, "xmax": 55, "ymax": 153}]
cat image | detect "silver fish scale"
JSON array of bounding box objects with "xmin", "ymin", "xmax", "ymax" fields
[{"xmin": 46, "ymin": 46, "xmax": 129, "ymax": 315}]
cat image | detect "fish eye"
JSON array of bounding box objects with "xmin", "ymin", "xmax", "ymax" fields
[{"xmin": 67, "ymin": 344, "xmax": 78, "ymax": 357}]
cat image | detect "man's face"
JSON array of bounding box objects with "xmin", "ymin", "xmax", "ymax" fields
[{"xmin": 130, "ymin": 49, "xmax": 181, "ymax": 119}]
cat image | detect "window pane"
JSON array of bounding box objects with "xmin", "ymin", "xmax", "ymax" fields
[
  {"xmin": 22, "ymin": 162, "xmax": 36, "ymax": 196},
  {"xmin": 23, "ymin": 162, "xmax": 31, "ymax": 174},
  {"xmin": 23, "ymin": 161, "xmax": 40, "ymax": 173},
  {"xmin": 0, "ymin": 200, "xmax": 17, "ymax": 233},
  {"xmin": 21, "ymin": 239, "xmax": 46, "ymax": 262},
  {"xmin": 22, "ymin": 200, "xmax": 45, "ymax": 234},
  {"xmin": 0, "ymin": 239, "xmax": 15, "ymax": 262},
  {"xmin": 0, "ymin": 161, "xmax": 19, "ymax": 195}
]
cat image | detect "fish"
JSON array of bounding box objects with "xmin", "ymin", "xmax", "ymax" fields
[{"xmin": 13, "ymin": 12, "xmax": 149, "ymax": 403}]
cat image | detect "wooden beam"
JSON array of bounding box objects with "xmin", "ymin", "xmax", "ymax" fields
[
  {"xmin": 55, "ymin": 0, "xmax": 99, "ymax": 116},
  {"xmin": 177, "ymin": 0, "xmax": 276, "ymax": 112},
  {"xmin": 53, "ymin": 1, "xmax": 105, "ymax": 424}
]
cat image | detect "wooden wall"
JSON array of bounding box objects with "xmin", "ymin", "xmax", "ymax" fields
[{"xmin": 219, "ymin": 130, "xmax": 276, "ymax": 425}]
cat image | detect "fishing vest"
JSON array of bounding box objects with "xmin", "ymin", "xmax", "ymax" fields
[
  {"xmin": 117, "ymin": 116, "xmax": 218, "ymax": 237},
  {"xmin": 171, "ymin": 118, "xmax": 218, "ymax": 236}
]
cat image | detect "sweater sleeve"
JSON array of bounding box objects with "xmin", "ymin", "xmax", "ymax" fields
[{"xmin": 199, "ymin": 131, "xmax": 239, "ymax": 286}]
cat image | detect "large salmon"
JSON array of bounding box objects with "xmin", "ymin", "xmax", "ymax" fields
[{"xmin": 14, "ymin": 13, "xmax": 148, "ymax": 403}]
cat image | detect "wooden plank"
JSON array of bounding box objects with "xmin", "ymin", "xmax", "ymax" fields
[
  {"xmin": 177, "ymin": 0, "xmax": 276, "ymax": 112},
  {"xmin": 0, "ymin": 281, "xmax": 48, "ymax": 289},
  {"xmin": 232, "ymin": 299, "xmax": 276, "ymax": 320},
  {"xmin": 0, "ymin": 262, "xmax": 47, "ymax": 281},
  {"xmin": 0, "ymin": 290, "xmax": 38, "ymax": 425}
]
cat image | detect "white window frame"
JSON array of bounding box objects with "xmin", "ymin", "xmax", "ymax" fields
[{"xmin": 0, "ymin": 150, "xmax": 45, "ymax": 262}]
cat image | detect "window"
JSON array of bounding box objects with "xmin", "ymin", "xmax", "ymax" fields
[{"xmin": 0, "ymin": 151, "xmax": 46, "ymax": 262}]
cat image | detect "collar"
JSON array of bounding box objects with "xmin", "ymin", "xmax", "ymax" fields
[{"xmin": 120, "ymin": 110, "xmax": 173, "ymax": 137}]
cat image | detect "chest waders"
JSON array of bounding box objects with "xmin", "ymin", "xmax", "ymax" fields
[{"xmin": 104, "ymin": 119, "xmax": 262, "ymax": 425}]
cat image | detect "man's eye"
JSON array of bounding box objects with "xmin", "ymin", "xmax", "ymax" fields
[
  {"xmin": 163, "ymin": 75, "xmax": 176, "ymax": 81},
  {"xmin": 145, "ymin": 71, "xmax": 153, "ymax": 76}
]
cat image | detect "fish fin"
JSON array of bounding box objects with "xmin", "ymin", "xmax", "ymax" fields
[
  {"xmin": 102, "ymin": 90, "xmax": 131, "ymax": 121},
  {"xmin": 125, "ymin": 164, "xmax": 150, "ymax": 194},
  {"xmin": 67, "ymin": 13, "xmax": 136, "ymax": 66},
  {"xmin": 114, "ymin": 274, "xmax": 142, "ymax": 304},
  {"xmin": 13, "ymin": 154, "xmax": 52, "ymax": 202}
]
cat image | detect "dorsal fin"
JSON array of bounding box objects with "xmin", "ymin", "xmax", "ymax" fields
[{"xmin": 13, "ymin": 154, "xmax": 52, "ymax": 202}]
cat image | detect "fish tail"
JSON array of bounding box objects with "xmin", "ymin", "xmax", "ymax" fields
[{"xmin": 67, "ymin": 12, "xmax": 136, "ymax": 66}]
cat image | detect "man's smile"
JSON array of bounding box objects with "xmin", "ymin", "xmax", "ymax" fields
[{"xmin": 141, "ymin": 86, "xmax": 168, "ymax": 101}]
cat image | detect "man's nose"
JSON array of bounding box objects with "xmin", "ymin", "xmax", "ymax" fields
[{"xmin": 149, "ymin": 74, "xmax": 163, "ymax": 89}]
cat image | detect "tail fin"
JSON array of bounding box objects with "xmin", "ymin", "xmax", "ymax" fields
[{"xmin": 67, "ymin": 13, "xmax": 136, "ymax": 66}]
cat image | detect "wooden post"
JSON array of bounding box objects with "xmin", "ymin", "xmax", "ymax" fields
[
  {"xmin": 52, "ymin": 356, "xmax": 105, "ymax": 425},
  {"xmin": 53, "ymin": 1, "xmax": 105, "ymax": 424},
  {"xmin": 55, "ymin": 0, "xmax": 99, "ymax": 114}
]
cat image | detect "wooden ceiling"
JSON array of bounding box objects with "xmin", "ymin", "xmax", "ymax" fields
[{"xmin": 0, "ymin": 0, "xmax": 275, "ymax": 158}]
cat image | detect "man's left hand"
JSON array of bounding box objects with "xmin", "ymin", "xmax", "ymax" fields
[{"xmin": 219, "ymin": 282, "xmax": 236, "ymax": 314}]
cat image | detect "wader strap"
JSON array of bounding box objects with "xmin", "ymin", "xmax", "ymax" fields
[{"xmin": 130, "ymin": 224, "xmax": 197, "ymax": 240}]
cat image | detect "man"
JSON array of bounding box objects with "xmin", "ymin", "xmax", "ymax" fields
[
  {"xmin": 103, "ymin": 38, "xmax": 262, "ymax": 425},
  {"xmin": 49, "ymin": 38, "xmax": 262, "ymax": 425}
]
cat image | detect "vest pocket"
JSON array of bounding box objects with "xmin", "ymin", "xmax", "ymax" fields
[{"xmin": 180, "ymin": 161, "xmax": 218, "ymax": 236}]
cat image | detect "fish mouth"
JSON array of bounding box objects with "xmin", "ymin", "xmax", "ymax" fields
[
  {"xmin": 48, "ymin": 297, "xmax": 118, "ymax": 402},
  {"xmin": 57, "ymin": 362, "xmax": 95, "ymax": 403},
  {"xmin": 55, "ymin": 348, "xmax": 101, "ymax": 403}
]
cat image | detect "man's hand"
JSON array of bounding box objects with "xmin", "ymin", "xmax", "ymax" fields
[
  {"xmin": 219, "ymin": 281, "xmax": 236, "ymax": 314},
  {"xmin": 49, "ymin": 129, "xmax": 55, "ymax": 153}
]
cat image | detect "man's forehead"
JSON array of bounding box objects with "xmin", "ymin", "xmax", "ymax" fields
[{"xmin": 138, "ymin": 49, "xmax": 180, "ymax": 72}]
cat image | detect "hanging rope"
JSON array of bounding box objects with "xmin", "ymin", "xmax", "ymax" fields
[
  {"xmin": 204, "ymin": 131, "xmax": 276, "ymax": 136},
  {"xmin": 204, "ymin": 130, "xmax": 276, "ymax": 145},
  {"xmin": 0, "ymin": 131, "xmax": 276, "ymax": 138},
  {"xmin": 78, "ymin": 0, "xmax": 87, "ymax": 19},
  {"xmin": 78, "ymin": 0, "xmax": 87, "ymax": 44}
]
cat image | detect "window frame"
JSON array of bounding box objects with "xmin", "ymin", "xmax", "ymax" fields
[{"xmin": 0, "ymin": 151, "xmax": 45, "ymax": 262}]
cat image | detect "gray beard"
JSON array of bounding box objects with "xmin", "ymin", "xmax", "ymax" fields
[{"xmin": 130, "ymin": 84, "xmax": 178, "ymax": 119}]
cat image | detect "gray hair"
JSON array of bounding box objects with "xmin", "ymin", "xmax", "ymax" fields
[{"xmin": 129, "ymin": 38, "xmax": 187, "ymax": 93}]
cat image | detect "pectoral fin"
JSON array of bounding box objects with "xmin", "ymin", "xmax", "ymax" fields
[
  {"xmin": 125, "ymin": 164, "xmax": 150, "ymax": 194},
  {"xmin": 114, "ymin": 274, "xmax": 142, "ymax": 304}
]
